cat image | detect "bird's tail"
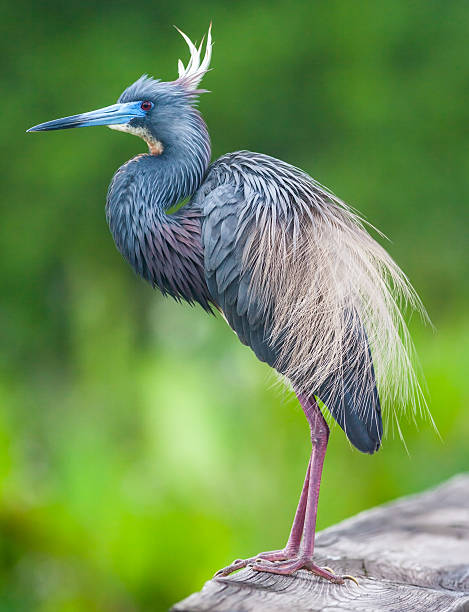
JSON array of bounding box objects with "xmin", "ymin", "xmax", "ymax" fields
[{"xmin": 242, "ymin": 174, "xmax": 431, "ymax": 443}]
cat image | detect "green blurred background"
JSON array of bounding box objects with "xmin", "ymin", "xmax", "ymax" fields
[{"xmin": 1, "ymin": 1, "xmax": 468, "ymax": 610}]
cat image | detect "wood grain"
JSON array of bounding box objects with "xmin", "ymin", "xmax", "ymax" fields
[{"xmin": 171, "ymin": 474, "xmax": 469, "ymax": 611}]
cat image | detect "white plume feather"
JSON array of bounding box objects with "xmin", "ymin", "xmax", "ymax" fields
[
  {"xmin": 175, "ymin": 24, "xmax": 213, "ymax": 91},
  {"xmin": 233, "ymin": 156, "xmax": 433, "ymax": 440}
]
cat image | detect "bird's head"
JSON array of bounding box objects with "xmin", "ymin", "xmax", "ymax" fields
[{"xmin": 27, "ymin": 25, "xmax": 213, "ymax": 156}]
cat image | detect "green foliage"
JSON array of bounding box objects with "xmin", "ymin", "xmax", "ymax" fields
[{"xmin": 1, "ymin": 1, "xmax": 468, "ymax": 609}]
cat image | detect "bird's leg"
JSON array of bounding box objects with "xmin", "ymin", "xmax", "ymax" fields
[
  {"xmin": 214, "ymin": 457, "xmax": 311, "ymax": 577},
  {"xmin": 215, "ymin": 395, "xmax": 357, "ymax": 583},
  {"xmin": 251, "ymin": 395, "xmax": 357, "ymax": 584},
  {"xmin": 280, "ymin": 456, "xmax": 311, "ymax": 555}
]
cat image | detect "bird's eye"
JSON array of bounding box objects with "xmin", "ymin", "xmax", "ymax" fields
[{"xmin": 140, "ymin": 101, "xmax": 153, "ymax": 111}]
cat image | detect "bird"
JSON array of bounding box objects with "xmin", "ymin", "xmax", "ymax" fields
[{"xmin": 27, "ymin": 25, "xmax": 428, "ymax": 584}]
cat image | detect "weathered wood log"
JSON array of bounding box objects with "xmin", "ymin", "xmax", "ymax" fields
[{"xmin": 171, "ymin": 474, "xmax": 469, "ymax": 611}]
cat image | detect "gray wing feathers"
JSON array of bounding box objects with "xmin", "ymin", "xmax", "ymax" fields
[
  {"xmin": 197, "ymin": 183, "xmax": 277, "ymax": 366},
  {"xmin": 194, "ymin": 151, "xmax": 384, "ymax": 455}
]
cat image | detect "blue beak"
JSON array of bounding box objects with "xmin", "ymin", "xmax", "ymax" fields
[{"xmin": 27, "ymin": 102, "xmax": 146, "ymax": 132}]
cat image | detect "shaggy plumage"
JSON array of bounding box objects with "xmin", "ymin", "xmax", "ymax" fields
[
  {"xmin": 198, "ymin": 150, "xmax": 427, "ymax": 451},
  {"xmin": 104, "ymin": 27, "xmax": 428, "ymax": 452}
]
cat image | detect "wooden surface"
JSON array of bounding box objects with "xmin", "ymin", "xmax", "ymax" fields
[{"xmin": 171, "ymin": 474, "xmax": 469, "ymax": 611}]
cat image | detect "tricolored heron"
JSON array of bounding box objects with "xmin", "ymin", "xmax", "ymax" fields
[{"xmin": 28, "ymin": 25, "xmax": 427, "ymax": 583}]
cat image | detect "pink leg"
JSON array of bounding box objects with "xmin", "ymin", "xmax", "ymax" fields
[
  {"xmin": 284, "ymin": 455, "xmax": 311, "ymax": 554},
  {"xmin": 300, "ymin": 393, "xmax": 329, "ymax": 558},
  {"xmin": 214, "ymin": 457, "xmax": 311, "ymax": 576},
  {"xmin": 215, "ymin": 395, "xmax": 357, "ymax": 584},
  {"xmin": 251, "ymin": 395, "xmax": 342, "ymax": 581}
]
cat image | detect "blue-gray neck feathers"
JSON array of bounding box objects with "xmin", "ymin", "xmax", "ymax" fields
[{"xmin": 106, "ymin": 78, "xmax": 213, "ymax": 309}]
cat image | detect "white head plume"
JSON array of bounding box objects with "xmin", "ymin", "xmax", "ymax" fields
[{"xmin": 175, "ymin": 24, "xmax": 213, "ymax": 92}]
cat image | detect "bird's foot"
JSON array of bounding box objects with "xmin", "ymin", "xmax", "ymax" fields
[
  {"xmin": 214, "ymin": 548, "xmax": 293, "ymax": 577},
  {"xmin": 215, "ymin": 550, "xmax": 357, "ymax": 585},
  {"xmin": 251, "ymin": 556, "xmax": 359, "ymax": 585}
]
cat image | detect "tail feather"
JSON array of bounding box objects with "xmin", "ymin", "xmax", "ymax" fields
[
  {"xmin": 318, "ymin": 385, "xmax": 382, "ymax": 454},
  {"xmin": 316, "ymin": 319, "xmax": 382, "ymax": 453}
]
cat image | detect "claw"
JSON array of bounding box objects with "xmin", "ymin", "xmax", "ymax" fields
[
  {"xmin": 343, "ymin": 574, "xmax": 360, "ymax": 586},
  {"xmin": 322, "ymin": 566, "xmax": 335, "ymax": 574}
]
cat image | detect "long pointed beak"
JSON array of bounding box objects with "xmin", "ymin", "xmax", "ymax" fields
[{"xmin": 27, "ymin": 102, "xmax": 145, "ymax": 132}]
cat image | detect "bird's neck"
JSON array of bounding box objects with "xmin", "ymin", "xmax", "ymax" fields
[
  {"xmin": 109, "ymin": 111, "xmax": 211, "ymax": 210},
  {"xmin": 105, "ymin": 113, "xmax": 213, "ymax": 308}
]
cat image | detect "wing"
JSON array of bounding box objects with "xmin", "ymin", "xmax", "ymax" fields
[
  {"xmin": 195, "ymin": 180, "xmax": 278, "ymax": 366},
  {"xmin": 194, "ymin": 151, "xmax": 383, "ymax": 454}
]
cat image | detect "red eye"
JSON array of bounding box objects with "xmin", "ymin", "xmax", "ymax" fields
[{"xmin": 141, "ymin": 100, "xmax": 153, "ymax": 111}]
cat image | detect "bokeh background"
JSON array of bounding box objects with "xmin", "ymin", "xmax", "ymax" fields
[{"xmin": 1, "ymin": 1, "xmax": 468, "ymax": 610}]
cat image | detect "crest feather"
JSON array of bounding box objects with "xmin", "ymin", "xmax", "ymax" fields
[{"xmin": 175, "ymin": 24, "xmax": 213, "ymax": 92}]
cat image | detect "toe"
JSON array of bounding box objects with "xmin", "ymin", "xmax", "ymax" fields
[
  {"xmin": 214, "ymin": 559, "xmax": 248, "ymax": 577},
  {"xmin": 252, "ymin": 558, "xmax": 303, "ymax": 575}
]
